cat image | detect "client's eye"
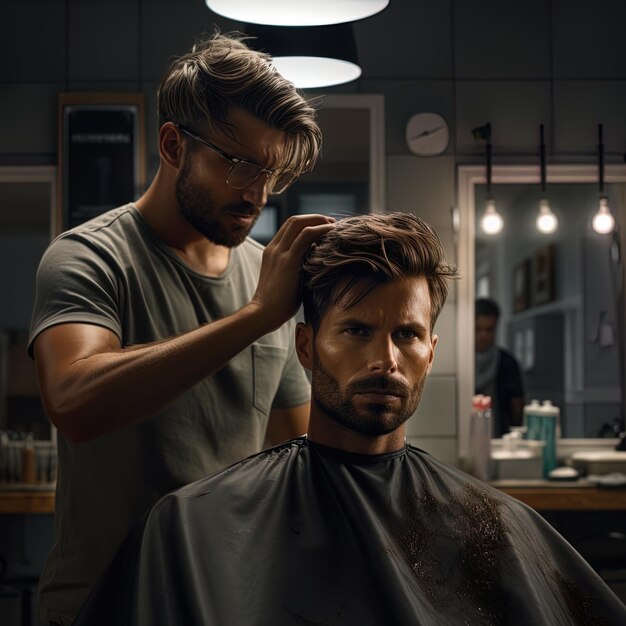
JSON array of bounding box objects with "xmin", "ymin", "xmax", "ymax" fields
[
  {"xmin": 395, "ymin": 329, "xmax": 419, "ymax": 340},
  {"xmin": 345, "ymin": 327, "xmax": 369, "ymax": 337}
]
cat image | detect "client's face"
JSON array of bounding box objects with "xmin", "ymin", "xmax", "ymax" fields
[{"xmin": 307, "ymin": 277, "xmax": 437, "ymax": 438}]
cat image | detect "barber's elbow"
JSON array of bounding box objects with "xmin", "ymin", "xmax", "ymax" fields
[{"xmin": 43, "ymin": 395, "xmax": 95, "ymax": 445}]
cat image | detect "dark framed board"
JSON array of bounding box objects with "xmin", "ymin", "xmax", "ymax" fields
[{"xmin": 57, "ymin": 92, "xmax": 146, "ymax": 233}]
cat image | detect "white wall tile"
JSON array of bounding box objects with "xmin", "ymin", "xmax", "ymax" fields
[
  {"xmin": 0, "ymin": 84, "xmax": 60, "ymax": 155},
  {"xmin": 456, "ymin": 81, "xmax": 551, "ymax": 155},
  {"xmin": 141, "ymin": 2, "xmax": 241, "ymax": 82},
  {"xmin": 553, "ymin": 81, "xmax": 626, "ymax": 154},
  {"xmin": 454, "ymin": 0, "xmax": 550, "ymax": 79},
  {"xmin": 387, "ymin": 155, "xmax": 455, "ymax": 223},
  {"xmin": 406, "ymin": 375, "xmax": 456, "ymax": 438},
  {"xmin": 431, "ymin": 303, "xmax": 455, "ymax": 375},
  {"xmin": 0, "ymin": 0, "xmax": 66, "ymax": 82},
  {"xmin": 354, "ymin": 1, "xmax": 452, "ymax": 79},
  {"xmin": 407, "ymin": 436, "xmax": 459, "ymax": 466},
  {"xmin": 553, "ymin": 0, "xmax": 626, "ymax": 79},
  {"xmin": 386, "ymin": 155, "xmax": 456, "ymax": 265},
  {"xmin": 68, "ymin": 1, "xmax": 139, "ymax": 82}
]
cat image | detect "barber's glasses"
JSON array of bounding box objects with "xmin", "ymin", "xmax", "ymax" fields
[{"xmin": 177, "ymin": 125, "xmax": 297, "ymax": 194}]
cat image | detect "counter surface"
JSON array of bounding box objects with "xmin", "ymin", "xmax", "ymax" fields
[
  {"xmin": 1, "ymin": 481, "xmax": 626, "ymax": 514},
  {"xmin": 491, "ymin": 479, "xmax": 626, "ymax": 510}
]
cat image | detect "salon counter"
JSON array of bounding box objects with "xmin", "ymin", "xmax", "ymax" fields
[
  {"xmin": 2, "ymin": 481, "xmax": 626, "ymax": 514},
  {"xmin": 490, "ymin": 479, "xmax": 626, "ymax": 510}
]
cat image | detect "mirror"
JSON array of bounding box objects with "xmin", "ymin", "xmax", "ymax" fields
[
  {"xmin": 0, "ymin": 166, "xmax": 57, "ymax": 442},
  {"xmin": 457, "ymin": 165, "xmax": 626, "ymax": 455},
  {"xmin": 250, "ymin": 94, "xmax": 385, "ymax": 243}
]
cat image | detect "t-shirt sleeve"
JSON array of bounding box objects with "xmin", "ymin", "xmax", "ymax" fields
[
  {"xmin": 271, "ymin": 320, "xmax": 311, "ymax": 410},
  {"xmin": 28, "ymin": 234, "xmax": 123, "ymax": 357}
]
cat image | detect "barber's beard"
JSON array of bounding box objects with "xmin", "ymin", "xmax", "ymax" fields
[
  {"xmin": 311, "ymin": 351, "xmax": 425, "ymax": 437},
  {"xmin": 175, "ymin": 157, "xmax": 259, "ymax": 247}
]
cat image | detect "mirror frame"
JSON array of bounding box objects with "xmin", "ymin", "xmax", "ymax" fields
[
  {"xmin": 456, "ymin": 163, "xmax": 626, "ymax": 458},
  {"xmin": 318, "ymin": 94, "xmax": 386, "ymax": 214},
  {"xmin": 0, "ymin": 165, "xmax": 57, "ymax": 444}
]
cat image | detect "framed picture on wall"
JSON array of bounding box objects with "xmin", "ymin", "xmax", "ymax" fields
[
  {"xmin": 532, "ymin": 244, "xmax": 555, "ymax": 306},
  {"xmin": 57, "ymin": 92, "xmax": 146, "ymax": 234},
  {"xmin": 513, "ymin": 258, "xmax": 531, "ymax": 312}
]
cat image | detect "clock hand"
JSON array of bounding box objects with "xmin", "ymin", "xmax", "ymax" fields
[{"xmin": 410, "ymin": 125, "xmax": 445, "ymax": 140}]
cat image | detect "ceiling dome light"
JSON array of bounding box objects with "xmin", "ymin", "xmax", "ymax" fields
[
  {"xmin": 245, "ymin": 23, "xmax": 361, "ymax": 89},
  {"xmin": 592, "ymin": 197, "xmax": 615, "ymax": 234},
  {"xmin": 271, "ymin": 57, "xmax": 361, "ymax": 89},
  {"xmin": 206, "ymin": 1, "xmax": 389, "ymax": 26},
  {"xmin": 536, "ymin": 198, "xmax": 558, "ymax": 234},
  {"xmin": 481, "ymin": 198, "xmax": 504, "ymax": 235}
]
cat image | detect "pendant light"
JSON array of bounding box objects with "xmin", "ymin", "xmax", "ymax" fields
[
  {"xmin": 245, "ymin": 23, "xmax": 361, "ymax": 89},
  {"xmin": 481, "ymin": 196, "xmax": 503, "ymax": 235},
  {"xmin": 592, "ymin": 123, "xmax": 615, "ymax": 234},
  {"xmin": 536, "ymin": 124, "xmax": 558, "ymax": 234},
  {"xmin": 475, "ymin": 123, "xmax": 503, "ymax": 235},
  {"xmin": 206, "ymin": 1, "xmax": 389, "ymax": 26}
]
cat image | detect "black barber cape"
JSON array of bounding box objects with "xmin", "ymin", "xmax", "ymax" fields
[{"xmin": 75, "ymin": 438, "xmax": 626, "ymax": 625}]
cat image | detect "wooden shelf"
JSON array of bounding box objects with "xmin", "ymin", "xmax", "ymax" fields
[{"xmin": 0, "ymin": 488, "xmax": 55, "ymax": 514}]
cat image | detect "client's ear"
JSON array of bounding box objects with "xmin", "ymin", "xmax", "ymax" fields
[{"xmin": 295, "ymin": 322, "xmax": 313, "ymax": 370}]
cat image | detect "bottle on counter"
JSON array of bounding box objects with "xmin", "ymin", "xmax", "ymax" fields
[
  {"xmin": 523, "ymin": 399, "xmax": 542, "ymax": 438},
  {"xmin": 524, "ymin": 400, "xmax": 559, "ymax": 477},
  {"xmin": 21, "ymin": 432, "xmax": 36, "ymax": 484},
  {"xmin": 0, "ymin": 431, "xmax": 8, "ymax": 483},
  {"xmin": 540, "ymin": 400, "xmax": 559, "ymax": 476},
  {"xmin": 469, "ymin": 394, "xmax": 493, "ymax": 481}
]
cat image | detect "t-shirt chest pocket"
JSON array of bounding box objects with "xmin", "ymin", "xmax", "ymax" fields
[{"xmin": 252, "ymin": 343, "xmax": 288, "ymax": 415}]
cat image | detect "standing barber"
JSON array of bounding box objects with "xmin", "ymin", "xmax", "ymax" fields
[
  {"xmin": 475, "ymin": 297, "xmax": 525, "ymax": 436},
  {"xmin": 29, "ymin": 32, "xmax": 333, "ymax": 625}
]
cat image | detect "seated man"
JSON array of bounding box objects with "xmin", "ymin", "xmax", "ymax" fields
[{"xmin": 75, "ymin": 213, "xmax": 625, "ymax": 625}]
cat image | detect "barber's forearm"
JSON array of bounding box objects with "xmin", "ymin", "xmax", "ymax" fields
[{"xmin": 41, "ymin": 302, "xmax": 272, "ymax": 443}]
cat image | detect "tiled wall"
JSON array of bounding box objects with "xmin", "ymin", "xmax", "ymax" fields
[{"xmin": 3, "ymin": 1, "xmax": 626, "ymax": 466}]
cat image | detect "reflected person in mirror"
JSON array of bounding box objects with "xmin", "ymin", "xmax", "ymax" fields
[
  {"xmin": 475, "ymin": 297, "xmax": 525, "ymax": 437},
  {"xmin": 28, "ymin": 31, "xmax": 334, "ymax": 625},
  {"xmin": 74, "ymin": 213, "xmax": 625, "ymax": 626}
]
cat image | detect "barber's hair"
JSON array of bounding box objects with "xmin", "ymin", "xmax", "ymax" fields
[
  {"xmin": 302, "ymin": 212, "xmax": 458, "ymax": 332},
  {"xmin": 475, "ymin": 297, "xmax": 500, "ymax": 320},
  {"xmin": 158, "ymin": 31, "xmax": 321, "ymax": 178}
]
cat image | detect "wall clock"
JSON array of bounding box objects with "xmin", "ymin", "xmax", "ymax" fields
[{"xmin": 405, "ymin": 112, "xmax": 449, "ymax": 156}]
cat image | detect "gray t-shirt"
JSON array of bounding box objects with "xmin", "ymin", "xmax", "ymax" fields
[{"xmin": 29, "ymin": 203, "xmax": 310, "ymax": 623}]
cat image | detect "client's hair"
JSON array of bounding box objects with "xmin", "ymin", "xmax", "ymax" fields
[{"xmin": 301, "ymin": 212, "xmax": 458, "ymax": 332}]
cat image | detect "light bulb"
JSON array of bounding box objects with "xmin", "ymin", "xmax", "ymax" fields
[
  {"xmin": 536, "ymin": 198, "xmax": 558, "ymax": 234},
  {"xmin": 592, "ymin": 197, "xmax": 615, "ymax": 234},
  {"xmin": 481, "ymin": 198, "xmax": 503, "ymax": 235}
]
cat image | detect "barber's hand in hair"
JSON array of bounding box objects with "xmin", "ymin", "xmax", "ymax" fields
[{"xmin": 251, "ymin": 214, "xmax": 335, "ymax": 331}]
